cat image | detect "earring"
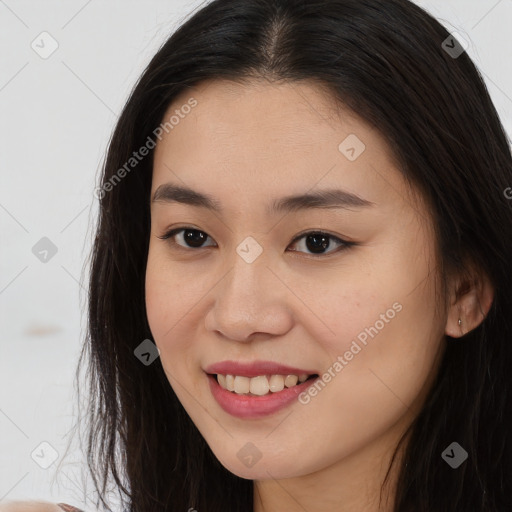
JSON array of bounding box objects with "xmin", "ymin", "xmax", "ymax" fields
[{"xmin": 458, "ymin": 318, "xmax": 462, "ymax": 326}]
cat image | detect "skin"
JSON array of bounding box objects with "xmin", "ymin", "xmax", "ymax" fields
[
  {"xmin": 145, "ymin": 78, "xmax": 494, "ymax": 511},
  {"xmin": 0, "ymin": 502, "xmax": 71, "ymax": 511}
]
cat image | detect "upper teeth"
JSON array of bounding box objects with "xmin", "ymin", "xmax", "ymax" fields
[{"xmin": 217, "ymin": 374, "xmax": 310, "ymax": 396}]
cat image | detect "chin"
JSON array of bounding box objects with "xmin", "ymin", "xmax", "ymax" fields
[{"xmin": 211, "ymin": 449, "xmax": 311, "ymax": 481}]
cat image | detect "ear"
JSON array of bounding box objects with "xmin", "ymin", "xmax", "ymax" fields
[{"xmin": 445, "ymin": 262, "xmax": 494, "ymax": 338}]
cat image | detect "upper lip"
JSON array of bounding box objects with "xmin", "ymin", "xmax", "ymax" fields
[{"xmin": 204, "ymin": 360, "xmax": 318, "ymax": 377}]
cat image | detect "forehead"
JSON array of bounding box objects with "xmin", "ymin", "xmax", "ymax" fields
[
  {"xmin": 150, "ymin": 78, "xmax": 413, "ymax": 214},
  {"xmin": 155, "ymin": 78, "xmax": 385, "ymax": 155}
]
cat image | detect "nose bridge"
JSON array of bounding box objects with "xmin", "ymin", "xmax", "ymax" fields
[
  {"xmin": 206, "ymin": 235, "xmax": 292, "ymax": 340},
  {"xmin": 221, "ymin": 236, "xmax": 271, "ymax": 308}
]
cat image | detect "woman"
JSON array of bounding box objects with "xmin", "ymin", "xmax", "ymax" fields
[{"xmin": 4, "ymin": 0, "xmax": 511, "ymax": 510}]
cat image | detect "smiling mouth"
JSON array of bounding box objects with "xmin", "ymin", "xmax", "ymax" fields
[{"xmin": 208, "ymin": 373, "xmax": 319, "ymax": 397}]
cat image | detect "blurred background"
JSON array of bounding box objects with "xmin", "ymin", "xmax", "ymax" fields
[{"xmin": 1, "ymin": 0, "xmax": 511, "ymax": 509}]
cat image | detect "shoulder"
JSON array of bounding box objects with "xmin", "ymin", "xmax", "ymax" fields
[{"xmin": 0, "ymin": 502, "xmax": 81, "ymax": 511}]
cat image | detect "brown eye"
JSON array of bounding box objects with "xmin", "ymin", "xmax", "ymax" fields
[
  {"xmin": 157, "ymin": 228, "xmax": 215, "ymax": 249},
  {"xmin": 288, "ymin": 231, "xmax": 352, "ymax": 256},
  {"xmin": 157, "ymin": 227, "xmax": 354, "ymax": 257}
]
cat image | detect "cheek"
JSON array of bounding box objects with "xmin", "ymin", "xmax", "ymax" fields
[
  {"xmin": 333, "ymin": 301, "xmax": 441, "ymax": 427},
  {"xmin": 144, "ymin": 246, "xmax": 210, "ymax": 377},
  {"xmin": 145, "ymin": 244, "xmax": 195, "ymax": 338},
  {"xmin": 307, "ymin": 245, "xmax": 443, "ymax": 406},
  {"xmin": 145, "ymin": 270, "xmax": 171, "ymax": 342},
  {"xmin": 145, "ymin": 247, "xmax": 186, "ymax": 357}
]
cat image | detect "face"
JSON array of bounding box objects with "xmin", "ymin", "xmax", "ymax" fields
[{"xmin": 145, "ymin": 79, "xmax": 447, "ymax": 481}]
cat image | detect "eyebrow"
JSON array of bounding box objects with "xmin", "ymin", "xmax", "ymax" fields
[{"xmin": 151, "ymin": 183, "xmax": 375, "ymax": 214}]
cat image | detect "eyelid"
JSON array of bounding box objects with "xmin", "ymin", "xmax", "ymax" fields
[{"xmin": 157, "ymin": 226, "xmax": 355, "ymax": 257}]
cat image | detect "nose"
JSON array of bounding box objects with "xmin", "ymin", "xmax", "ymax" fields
[{"xmin": 204, "ymin": 248, "xmax": 294, "ymax": 342}]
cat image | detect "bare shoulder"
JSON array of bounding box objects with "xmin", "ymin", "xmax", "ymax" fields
[{"xmin": 0, "ymin": 502, "xmax": 76, "ymax": 511}]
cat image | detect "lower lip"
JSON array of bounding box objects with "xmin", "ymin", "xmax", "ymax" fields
[{"xmin": 207, "ymin": 373, "xmax": 319, "ymax": 419}]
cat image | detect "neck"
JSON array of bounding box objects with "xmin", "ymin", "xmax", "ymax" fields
[{"xmin": 253, "ymin": 423, "xmax": 410, "ymax": 512}]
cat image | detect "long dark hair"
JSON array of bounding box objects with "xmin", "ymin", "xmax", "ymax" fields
[{"xmin": 75, "ymin": 0, "xmax": 512, "ymax": 510}]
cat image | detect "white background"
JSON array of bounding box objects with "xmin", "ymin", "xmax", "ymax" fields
[{"xmin": 1, "ymin": 0, "xmax": 511, "ymax": 509}]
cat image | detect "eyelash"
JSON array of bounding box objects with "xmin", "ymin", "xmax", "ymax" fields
[{"xmin": 156, "ymin": 226, "xmax": 355, "ymax": 258}]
